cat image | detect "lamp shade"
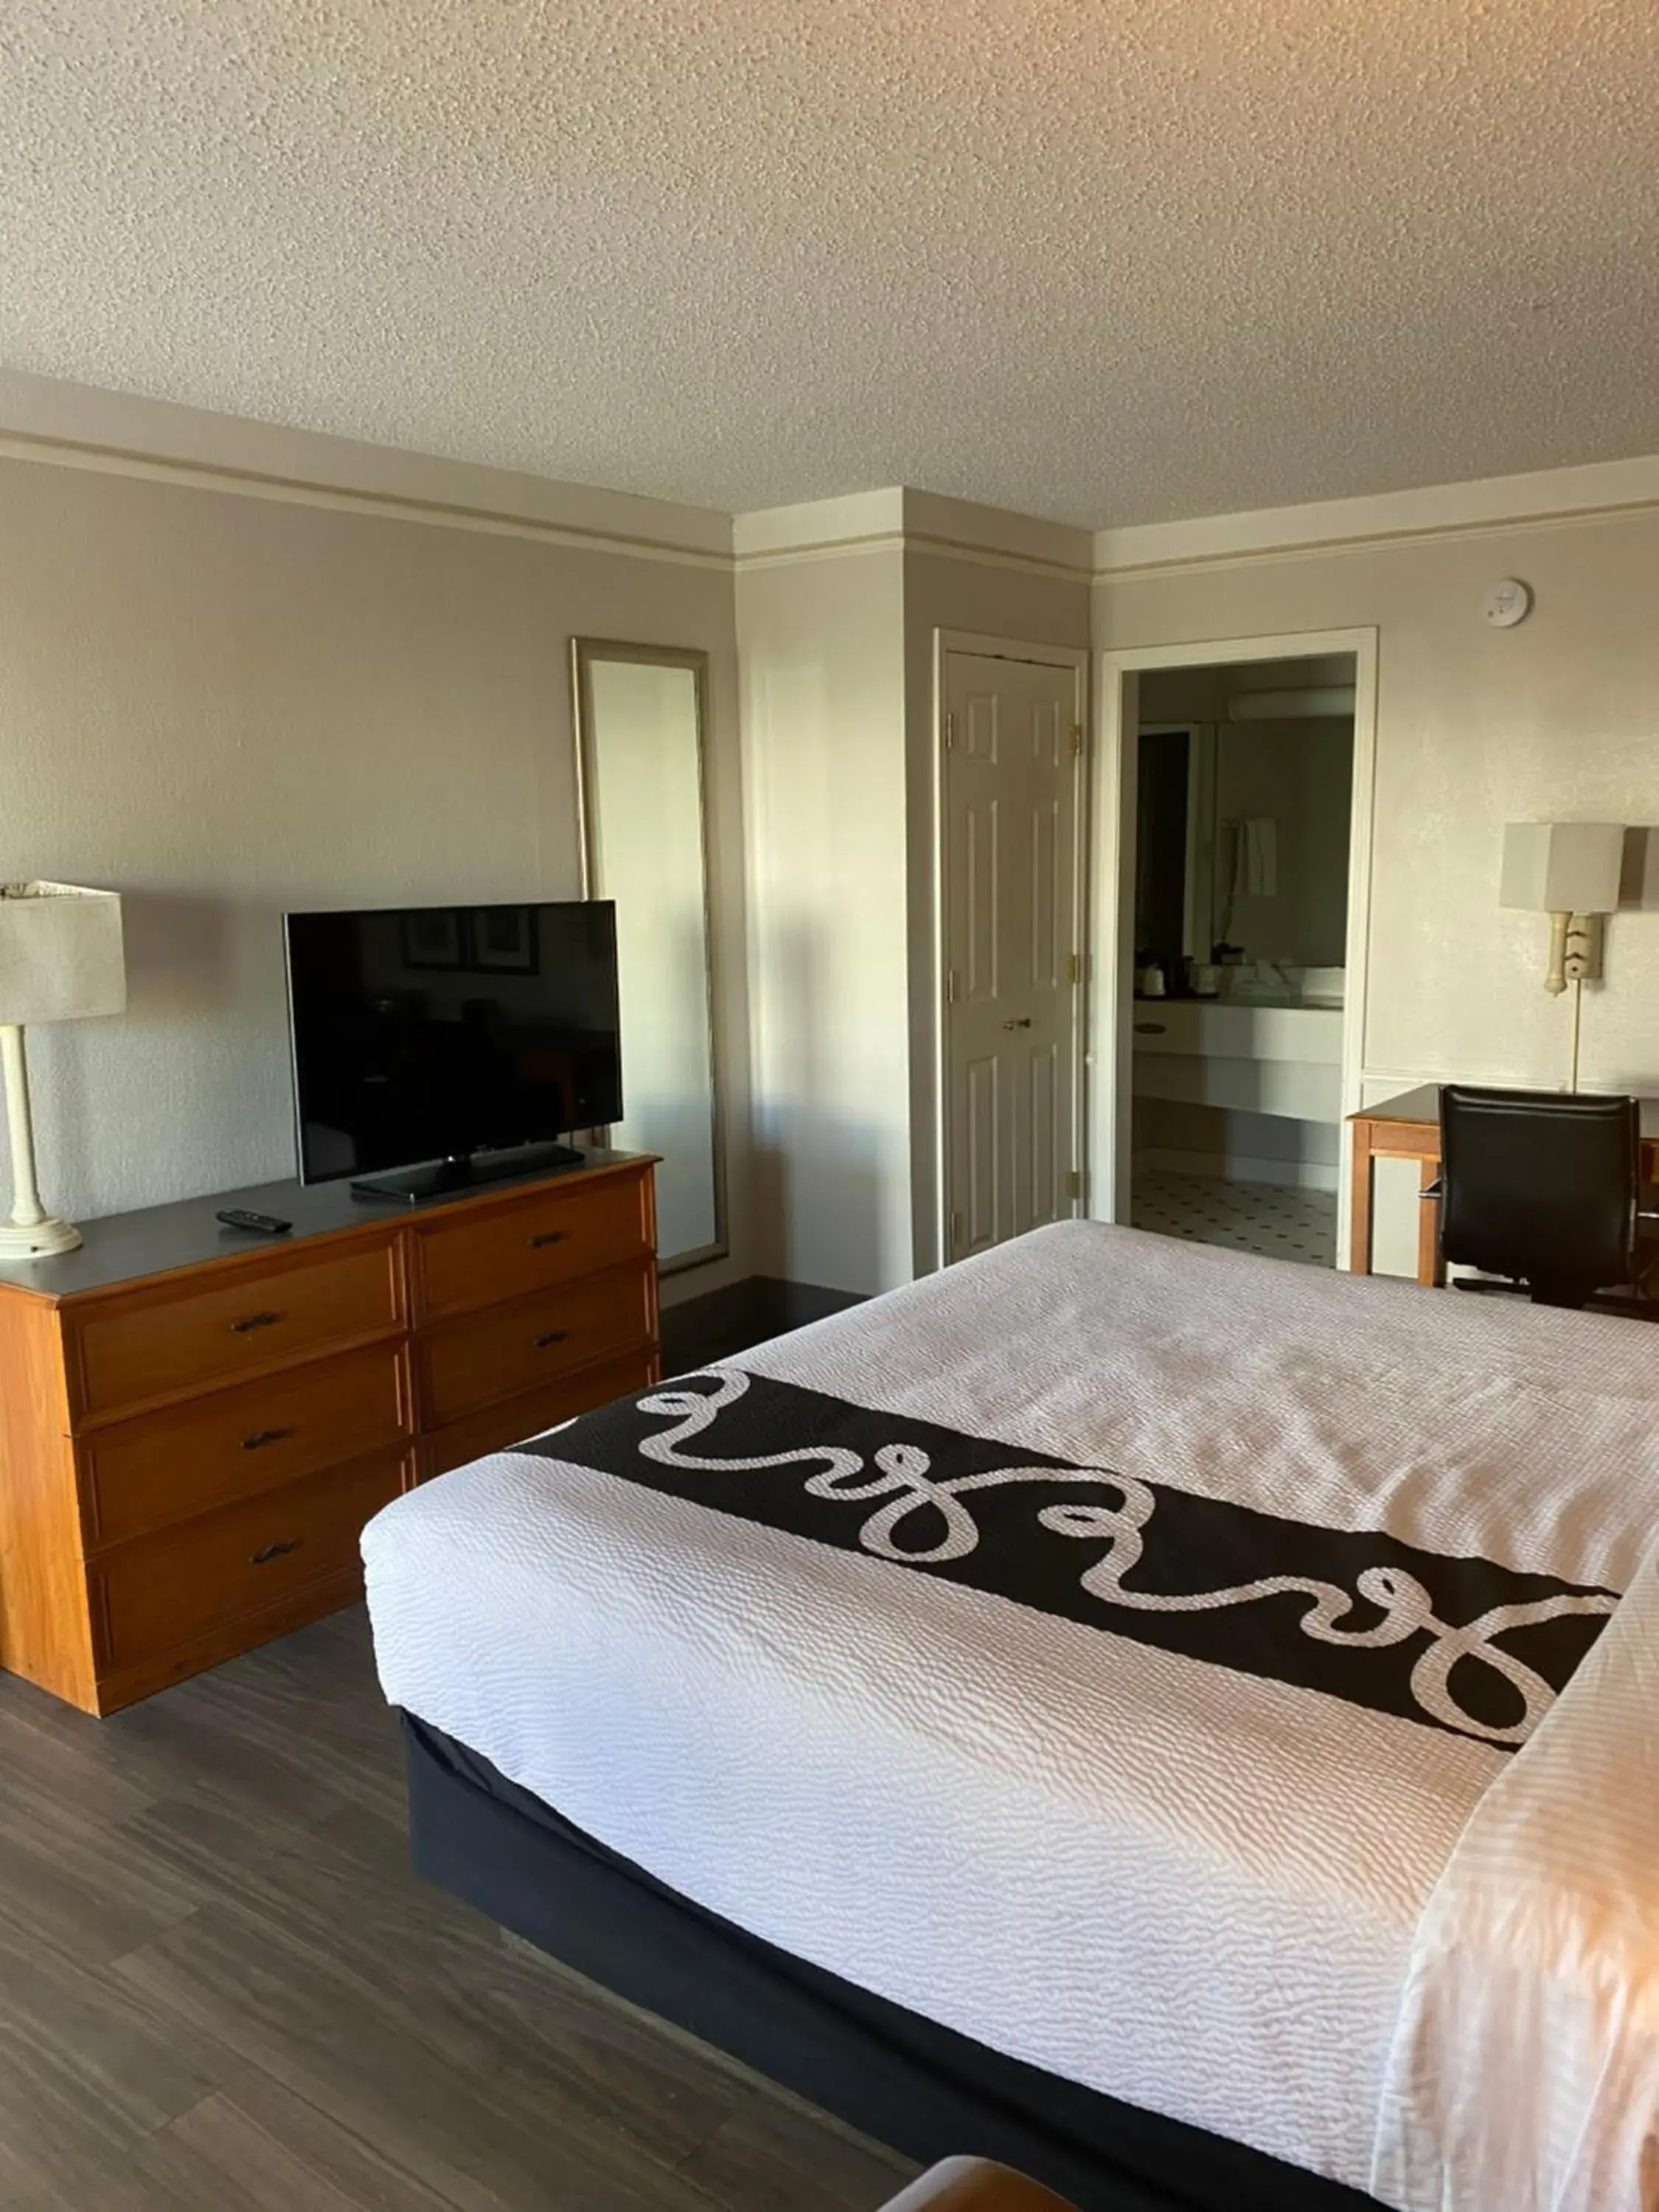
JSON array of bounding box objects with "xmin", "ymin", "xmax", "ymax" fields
[
  {"xmin": 1499, "ymin": 823, "xmax": 1624, "ymax": 915},
  {"xmin": 0, "ymin": 883, "xmax": 126, "ymax": 1025}
]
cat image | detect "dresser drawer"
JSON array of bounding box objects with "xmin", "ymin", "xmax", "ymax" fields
[
  {"xmin": 424, "ymin": 1264, "xmax": 654, "ymax": 1425},
  {"xmin": 80, "ymin": 1342, "xmax": 415, "ymax": 1549},
  {"xmin": 425, "ymin": 1347, "xmax": 659, "ymax": 1478},
  {"xmin": 91, "ymin": 1449, "xmax": 409, "ymax": 1672},
  {"xmin": 72, "ymin": 1239, "xmax": 404, "ymax": 1419},
  {"xmin": 416, "ymin": 1172, "xmax": 651, "ymax": 1321}
]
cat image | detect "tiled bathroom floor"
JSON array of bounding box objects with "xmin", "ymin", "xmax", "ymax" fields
[{"xmin": 1130, "ymin": 1168, "xmax": 1338, "ymax": 1267}]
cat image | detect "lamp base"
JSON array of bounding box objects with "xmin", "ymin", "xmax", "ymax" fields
[{"xmin": 0, "ymin": 1214, "xmax": 83, "ymax": 1259}]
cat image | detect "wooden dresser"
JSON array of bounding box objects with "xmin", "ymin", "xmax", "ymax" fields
[{"xmin": 0, "ymin": 1151, "xmax": 658, "ymax": 1714}]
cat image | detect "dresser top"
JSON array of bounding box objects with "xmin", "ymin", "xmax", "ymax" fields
[{"xmin": 0, "ymin": 1149, "xmax": 653, "ymax": 1302}]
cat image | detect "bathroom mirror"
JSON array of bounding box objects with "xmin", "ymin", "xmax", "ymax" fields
[
  {"xmin": 1134, "ymin": 705, "xmax": 1353, "ymax": 993},
  {"xmin": 572, "ymin": 640, "xmax": 724, "ymax": 1271}
]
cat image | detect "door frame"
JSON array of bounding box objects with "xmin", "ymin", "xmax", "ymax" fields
[
  {"xmin": 932, "ymin": 629, "xmax": 1092, "ymax": 1273},
  {"xmin": 1090, "ymin": 627, "xmax": 1380, "ymax": 1266}
]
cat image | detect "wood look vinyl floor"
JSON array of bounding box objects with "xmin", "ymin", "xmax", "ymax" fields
[{"xmin": 0, "ymin": 1609, "xmax": 918, "ymax": 2212}]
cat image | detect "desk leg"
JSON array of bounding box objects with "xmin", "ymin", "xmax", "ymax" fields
[
  {"xmin": 1349, "ymin": 1127, "xmax": 1374, "ymax": 1274},
  {"xmin": 1417, "ymin": 1185, "xmax": 1444, "ymax": 1287}
]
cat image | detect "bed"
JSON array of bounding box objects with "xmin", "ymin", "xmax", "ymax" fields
[{"xmin": 362, "ymin": 1221, "xmax": 1659, "ymax": 2212}]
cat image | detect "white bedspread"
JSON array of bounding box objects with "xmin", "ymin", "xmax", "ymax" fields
[
  {"xmin": 362, "ymin": 1223, "xmax": 1659, "ymax": 2205},
  {"xmin": 1373, "ymin": 1536, "xmax": 1659, "ymax": 2212}
]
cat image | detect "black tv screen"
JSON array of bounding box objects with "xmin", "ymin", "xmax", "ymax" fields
[{"xmin": 283, "ymin": 901, "xmax": 622, "ymax": 1186}]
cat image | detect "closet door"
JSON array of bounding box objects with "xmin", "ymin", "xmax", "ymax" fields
[{"xmin": 942, "ymin": 650, "xmax": 1086, "ymax": 1261}]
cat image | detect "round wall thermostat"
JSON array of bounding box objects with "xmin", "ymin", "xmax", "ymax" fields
[{"xmin": 1483, "ymin": 578, "xmax": 1534, "ymax": 627}]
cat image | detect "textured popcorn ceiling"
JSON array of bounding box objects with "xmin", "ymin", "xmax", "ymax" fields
[{"xmin": 3, "ymin": 0, "xmax": 1657, "ymax": 528}]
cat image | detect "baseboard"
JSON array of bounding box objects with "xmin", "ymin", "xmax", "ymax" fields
[
  {"xmin": 1135, "ymin": 1147, "xmax": 1340, "ymax": 1194},
  {"xmin": 660, "ymin": 1276, "xmax": 867, "ymax": 1371}
]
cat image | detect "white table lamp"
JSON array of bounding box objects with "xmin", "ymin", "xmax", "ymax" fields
[
  {"xmin": 1499, "ymin": 823, "xmax": 1624, "ymax": 1091},
  {"xmin": 0, "ymin": 883, "xmax": 126, "ymax": 1258}
]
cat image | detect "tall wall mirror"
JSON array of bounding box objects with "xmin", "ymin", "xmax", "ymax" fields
[{"xmin": 572, "ymin": 640, "xmax": 724, "ymax": 1272}]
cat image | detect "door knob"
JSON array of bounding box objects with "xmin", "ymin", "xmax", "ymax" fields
[{"xmin": 1001, "ymin": 1017, "xmax": 1033, "ymax": 1030}]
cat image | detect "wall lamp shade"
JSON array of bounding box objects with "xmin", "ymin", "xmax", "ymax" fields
[
  {"xmin": 1498, "ymin": 824, "xmax": 1624, "ymax": 1091},
  {"xmin": 1499, "ymin": 822, "xmax": 1624, "ymax": 917},
  {"xmin": 0, "ymin": 883, "xmax": 126, "ymax": 1259}
]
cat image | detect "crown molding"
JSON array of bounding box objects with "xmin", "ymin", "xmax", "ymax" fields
[
  {"xmin": 732, "ymin": 486, "xmax": 1093, "ymax": 580},
  {"xmin": 900, "ymin": 489, "xmax": 1093, "ymax": 577},
  {"xmin": 0, "ymin": 369, "xmax": 735, "ymax": 567},
  {"xmin": 1091, "ymin": 453, "xmax": 1659, "ymax": 579},
  {"xmin": 732, "ymin": 489, "xmax": 907, "ymax": 561},
  {"xmin": 10, "ymin": 370, "xmax": 1655, "ymax": 587},
  {"xmin": 733, "ymin": 535, "xmax": 908, "ymax": 574}
]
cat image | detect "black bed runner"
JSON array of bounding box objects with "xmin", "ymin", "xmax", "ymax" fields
[{"xmin": 520, "ymin": 1366, "xmax": 1617, "ymax": 1747}]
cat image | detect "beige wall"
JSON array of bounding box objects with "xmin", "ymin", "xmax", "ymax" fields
[
  {"xmin": 14, "ymin": 392, "xmax": 1655, "ymax": 1308},
  {"xmin": 0, "ymin": 453, "xmax": 752, "ymax": 1291},
  {"xmin": 733, "ymin": 540, "xmax": 1089, "ymax": 1297},
  {"xmin": 1098, "ymin": 509, "xmax": 1659, "ymax": 1096},
  {"xmin": 736, "ymin": 546, "xmax": 910, "ymax": 1295}
]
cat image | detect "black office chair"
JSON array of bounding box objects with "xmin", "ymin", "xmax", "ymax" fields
[{"xmin": 1436, "ymin": 1085, "xmax": 1657, "ymax": 1310}]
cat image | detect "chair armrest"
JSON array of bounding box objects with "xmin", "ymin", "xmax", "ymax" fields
[{"xmin": 876, "ymin": 2160, "xmax": 1080, "ymax": 2212}]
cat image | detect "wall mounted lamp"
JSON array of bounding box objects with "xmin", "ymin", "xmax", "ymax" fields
[{"xmin": 1499, "ymin": 823, "xmax": 1624, "ymax": 1092}]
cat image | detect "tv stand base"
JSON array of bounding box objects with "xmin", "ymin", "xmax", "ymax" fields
[{"xmin": 349, "ymin": 1144, "xmax": 585, "ymax": 1207}]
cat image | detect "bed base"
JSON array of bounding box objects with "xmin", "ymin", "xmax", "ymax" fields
[{"xmin": 402, "ymin": 1714, "xmax": 1380, "ymax": 2212}]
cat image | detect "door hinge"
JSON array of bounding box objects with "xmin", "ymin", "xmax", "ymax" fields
[
  {"xmin": 944, "ymin": 712, "xmax": 956, "ymax": 752},
  {"xmin": 948, "ymin": 1208, "xmax": 964, "ymax": 1254},
  {"xmin": 1065, "ymin": 951, "xmax": 1082, "ymax": 986},
  {"xmin": 946, "ymin": 968, "xmax": 961, "ymax": 1004},
  {"xmin": 1071, "ymin": 723, "xmax": 1085, "ymax": 757},
  {"xmin": 1065, "ymin": 1169, "xmax": 1084, "ymax": 1203}
]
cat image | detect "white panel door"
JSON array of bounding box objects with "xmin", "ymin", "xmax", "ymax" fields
[{"xmin": 942, "ymin": 650, "xmax": 1084, "ymax": 1261}]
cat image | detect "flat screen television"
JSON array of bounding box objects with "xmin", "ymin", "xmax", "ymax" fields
[{"xmin": 283, "ymin": 900, "xmax": 622, "ymax": 1203}]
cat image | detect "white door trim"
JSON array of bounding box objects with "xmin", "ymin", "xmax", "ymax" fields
[
  {"xmin": 932, "ymin": 630, "xmax": 1091, "ymax": 1275},
  {"xmin": 1089, "ymin": 627, "xmax": 1380, "ymax": 1267}
]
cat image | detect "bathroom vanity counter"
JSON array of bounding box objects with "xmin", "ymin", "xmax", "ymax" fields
[{"xmin": 1131, "ymin": 998, "xmax": 1342, "ymax": 1121}]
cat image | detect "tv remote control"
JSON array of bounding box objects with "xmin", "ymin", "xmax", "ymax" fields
[{"xmin": 216, "ymin": 1208, "xmax": 293, "ymax": 1236}]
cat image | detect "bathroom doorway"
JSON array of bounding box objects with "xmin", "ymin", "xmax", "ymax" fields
[{"xmin": 1091, "ymin": 632, "xmax": 1377, "ymax": 1267}]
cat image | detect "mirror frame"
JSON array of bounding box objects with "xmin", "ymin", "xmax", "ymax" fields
[{"xmin": 571, "ymin": 638, "xmax": 727, "ymax": 1275}]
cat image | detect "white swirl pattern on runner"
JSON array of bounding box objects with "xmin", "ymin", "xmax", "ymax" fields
[{"xmin": 631, "ymin": 1370, "xmax": 1617, "ymax": 1745}]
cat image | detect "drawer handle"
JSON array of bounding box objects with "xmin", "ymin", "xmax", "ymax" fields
[
  {"xmin": 250, "ymin": 1537, "xmax": 301, "ymax": 1565},
  {"xmin": 532, "ymin": 1329, "xmax": 571, "ymax": 1349},
  {"xmin": 526, "ymin": 1230, "xmax": 568, "ymax": 1249},
  {"xmin": 1133, "ymin": 1022, "xmax": 1167, "ymax": 1035},
  {"xmin": 230, "ymin": 1311, "xmax": 282, "ymax": 1335},
  {"xmin": 240, "ymin": 1427, "xmax": 294, "ymax": 1453}
]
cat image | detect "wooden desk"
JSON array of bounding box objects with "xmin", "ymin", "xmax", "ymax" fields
[{"xmin": 1347, "ymin": 1085, "xmax": 1659, "ymax": 1283}]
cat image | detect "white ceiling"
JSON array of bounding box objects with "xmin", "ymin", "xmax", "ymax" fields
[{"xmin": 4, "ymin": 1, "xmax": 1657, "ymax": 529}]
